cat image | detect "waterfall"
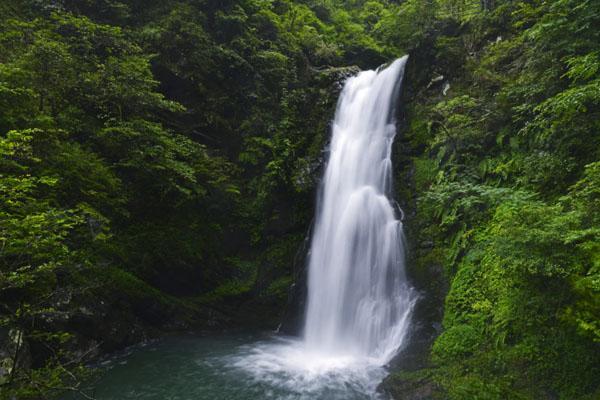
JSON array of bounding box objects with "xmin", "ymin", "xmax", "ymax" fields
[
  {"xmin": 303, "ymin": 56, "xmax": 415, "ymax": 364},
  {"xmin": 228, "ymin": 58, "xmax": 415, "ymax": 399}
]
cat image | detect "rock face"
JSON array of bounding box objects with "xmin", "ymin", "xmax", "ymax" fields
[
  {"xmin": 278, "ymin": 231, "xmax": 311, "ymax": 335},
  {"xmin": 0, "ymin": 266, "xmax": 235, "ymax": 388},
  {"xmin": 377, "ymin": 54, "xmax": 449, "ymax": 399}
]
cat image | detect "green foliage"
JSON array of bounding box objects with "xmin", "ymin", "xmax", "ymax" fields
[
  {"xmin": 0, "ymin": 130, "xmax": 98, "ymax": 398},
  {"xmin": 431, "ymin": 182, "xmax": 600, "ymax": 398},
  {"xmin": 0, "ymin": 5, "xmax": 239, "ymax": 396},
  {"xmin": 401, "ymin": 0, "xmax": 600, "ymax": 398},
  {"xmin": 2, "ymin": 0, "xmax": 599, "ymax": 399}
]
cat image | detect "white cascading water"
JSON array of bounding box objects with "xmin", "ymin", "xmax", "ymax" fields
[
  {"xmin": 303, "ymin": 55, "xmax": 414, "ymax": 363},
  {"xmin": 229, "ymin": 57, "xmax": 415, "ymax": 399}
]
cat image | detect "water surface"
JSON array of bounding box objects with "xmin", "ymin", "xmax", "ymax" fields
[{"xmin": 67, "ymin": 334, "xmax": 393, "ymax": 400}]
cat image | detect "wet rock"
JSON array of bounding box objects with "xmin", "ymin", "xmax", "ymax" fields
[
  {"xmin": 278, "ymin": 228, "xmax": 311, "ymax": 336},
  {"xmin": 427, "ymin": 75, "xmax": 444, "ymax": 89},
  {"xmin": 0, "ymin": 328, "xmax": 31, "ymax": 385},
  {"xmin": 380, "ymin": 370, "xmax": 443, "ymax": 400},
  {"xmin": 313, "ymin": 65, "xmax": 361, "ymax": 91},
  {"xmin": 442, "ymin": 82, "xmax": 450, "ymax": 96}
]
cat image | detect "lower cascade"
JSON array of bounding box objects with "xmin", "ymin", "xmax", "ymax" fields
[{"xmin": 303, "ymin": 55, "xmax": 415, "ymax": 363}]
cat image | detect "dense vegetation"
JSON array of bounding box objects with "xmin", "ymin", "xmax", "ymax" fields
[
  {"xmin": 391, "ymin": 0, "xmax": 600, "ymax": 398},
  {"xmin": 0, "ymin": 0, "xmax": 598, "ymax": 399}
]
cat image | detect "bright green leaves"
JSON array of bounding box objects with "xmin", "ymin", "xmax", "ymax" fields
[
  {"xmin": 566, "ymin": 162, "xmax": 600, "ymax": 223},
  {"xmin": 564, "ymin": 52, "xmax": 600, "ymax": 83},
  {"xmin": 89, "ymin": 55, "xmax": 185, "ymax": 122},
  {"xmin": 0, "ymin": 129, "xmax": 94, "ymax": 397},
  {"xmin": 214, "ymin": 4, "xmax": 249, "ymax": 42},
  {"xmin": 0, "ymin": 8, "xmax": 240, "ymax": 397},
  {"xmin": 0, "ymin": 129, "xmax": 91, "ymax": 285},
  {"xmin": 483, "ymin": 201, "xmax": 583, "ymax": 278},
  {"xmin": 560, "ymin": 162, "xmax": 600, "ymax": 342},
  {"xmin": 433, "ymin": 322, "xmax": 483, "ymax": 362},
  {"xmin": 429, "ymin": 169, "xmax": 600, "ymax": 398},
  {"xmin": 22, "ymin": 35, "xmax": 75, "ymax": 114},
  {"xmin": 430, "ymin": 95, "xmax": 488, "ymax": 169},
  {"xmin": 401, "ymin": 1, "xmax": 600, "ymax": 398},
  {"xmin": 98, "ymin": 120, "xmax": 227, "ymax": 200},
  {"xmin": 371, "ymin": 0, "xmax": 437, "ymax": 53},
  {"xmin": 436, "ymin": 0, "xmax": 482, "ymax": 22}
]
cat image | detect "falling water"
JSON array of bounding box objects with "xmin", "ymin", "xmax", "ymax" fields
[
  {"xmin": 214, "ymin": 57, "xmax": 417, "ymax": 399},
  {"xmin": 303, "ymin": 56, "xmax": 414, "ymax": 364}
]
